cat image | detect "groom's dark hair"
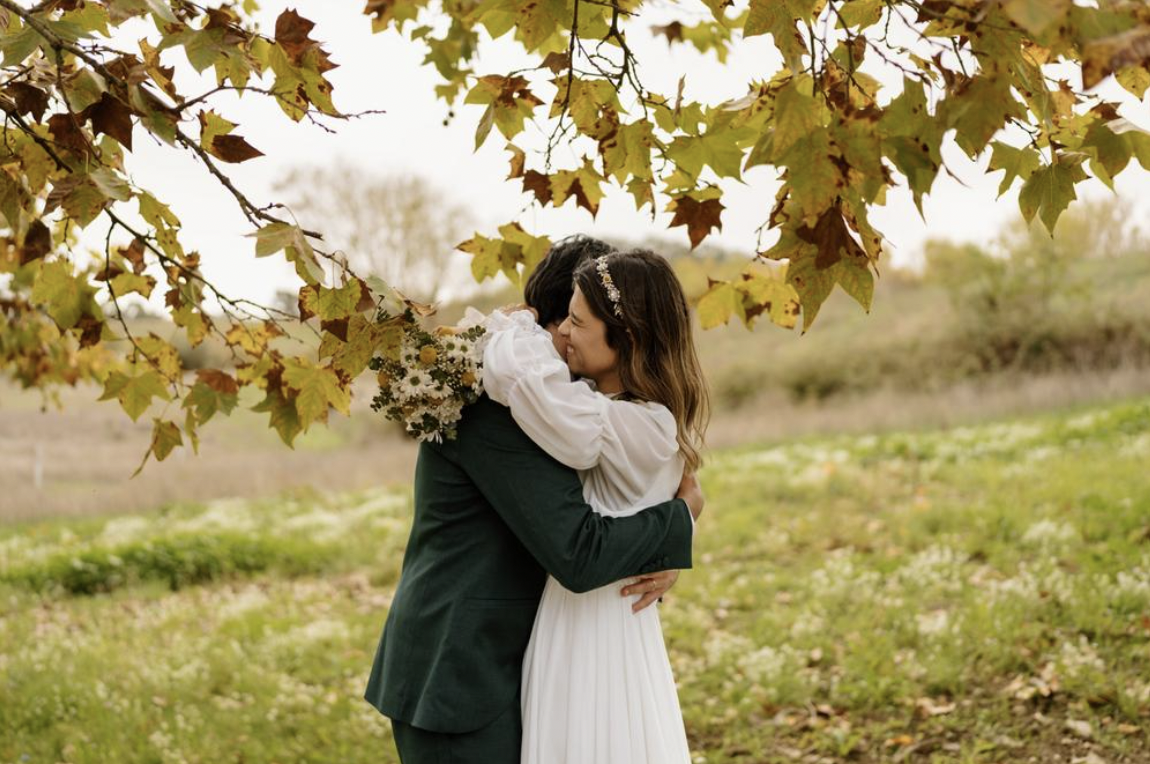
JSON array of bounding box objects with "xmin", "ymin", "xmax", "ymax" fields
[{"xmin": 524, "ymin": 234, "xmax": 612, "ymax": 327}]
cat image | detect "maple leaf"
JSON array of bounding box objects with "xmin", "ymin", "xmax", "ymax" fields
[
  {"xmin": 21, "ymin": 219, "xmax": 53, "ymax": 264},
  {"xmin": 668, "ymin": 194, "xmax": 724, "ymax": 249},
  {"xmin": 989, "ymin": 141, "xmax": 1042, "ymax": 196},
  {"xmin": 98, "ymin": 369, "xmax": 171, "ymax": 422},
  {"xmin": 796, "ymin": 207, "xmax": 867, "ymax": 270},
  {"xmin": 210, "ymin": 134, "xmax": 264, "ymax": 163},
  {"xmin": 87, "ymin": 93, "xmax": 135, "ymax": 150},
  {"xmin": 7, "ymin": 82, "xmax": 49, "ymax": 122},
  {"xmin": 523, "ymin": 170, "xmax": 553, "ymax": 205},
  {"xmin": 745, "ymin": 1, "xmax": 807, "ymax": 72},
  {"xmin": 550, "ymin": 160, "xmax": 606, "ymax": 216},
  {"xmin": 1019, "ymin": 156, "xmax": 1089, "ymax": 234},
  {"xmin": 274, "ymin": 9, "xmax": 320, "ymax": 63},
  {"xmin": 696, "ymin": 279, "xmax": 745, "ymax": 329},
  {"xmin": 283, "ymin": 358, "xmax": 351, "ymax": 430}
]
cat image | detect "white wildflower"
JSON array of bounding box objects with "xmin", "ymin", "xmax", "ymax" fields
[{"xmin": 1022, "ymin": 520, "xmax": 1079, "ymax": 547}]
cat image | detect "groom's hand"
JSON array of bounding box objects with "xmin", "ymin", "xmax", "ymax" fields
[
  {"xmin": 621, "ymin": 570, "xmax": 679, "ymax": 613},
  {"xmin": 676, "ymin": 471, "xmax": 704, "ymax": 521}
]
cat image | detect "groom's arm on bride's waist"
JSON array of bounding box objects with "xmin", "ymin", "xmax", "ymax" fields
[{"xmin": 452, "ymin": 398, "xmax": 694, "ymax": 594}]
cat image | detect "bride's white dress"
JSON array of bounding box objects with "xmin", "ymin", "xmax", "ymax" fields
[{"xmin": 481, "ymin": 310, "xmax": 692, "ymax": 764}]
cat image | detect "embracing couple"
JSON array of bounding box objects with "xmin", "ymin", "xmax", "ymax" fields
[{"xmin": 363, "ymin": 236, "xmax": 710, "ymax": 763}]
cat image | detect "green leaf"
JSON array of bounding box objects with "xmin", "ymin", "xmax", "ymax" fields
[
  {"xmin": 1116, "ymin": 66, "xmax": 1150, "ymax": 99},
  {"xmin": 837, "ymin": 0, "xmax": 883, "ymax": 30},
  {"xmin": 737, "ymin": 271, "xmax": 800, "ymax": 329},
  {"xmin": 831, "ymin": 254, "xmax": 875, "ymax": 312},
  {"xmin": 772, "ymin": 75, "xmax": 822, "ymax": 157},
  {"xmin": 301, "ymin": 280, "xmax": 366, "ymax": 321},
  {"xmin": 696, "ymin": 280, "xmax": 745, "ymax": 329},
  {"xmin": 1083, "ymin": 123, "xmax": 1132, "ymax": 189},
  {"xmin": 1003, "ymin": 0, "xmax": 1070, "ymax": 37},
  {"xmin": 666, "ymin": 122, "xmax": 752, "ymax": 180},
  {"xmin": 600, "ymin": 120, "xmax": 656, "ymax": 184},
  {"xmin": 1126, "ymin": 130, "xmax": 1150, "ymax": 170},
  {"xmin": 252, "ymin": 386, "xmax": 303, "ymax": 447},
  {"xmin": 150, "ymin": 418, "xmax": 183, "ymax": 461},
  {"xmin": 30, "ymin": 260, "xmax": 98, "ymax": 330},
  {"xmin": 784, "ymin": 247, "xmax": 835, "ymax": 333},
  {"xmin": 282, "ymin": 358, "xmax": 350, "ymax": 430},
  {"xmin": 464, "ymin": 75, "xmax": 542, "ymax": 143},
  {"xmin": 99, "ymin": 369, "xmax": 171, "ymax": 422},
  {"xmin": 109, "ymin": 272, "xmax": 156, "ymax": 299},
  {"xmin": 942, "ymin": 75, "xmax": 1025, "ymax": 158},
  {"xmin": 63, "ymin": 69, "xmax": 107, "ymax": 113},
  {"xmin": 745, "ymin": 1, "xmax": 807, "ymax": 71},
  {"xmin": 458, "ymin": 233, "xmax": 503, "ymax": 282},
  {"xmin": 183, "ymin": 371, "xmax": 240, "ymax": 426},
  {"xmin": 329, "ymin": 315, "xmax": 393, "ymax": 378},
  {"xmin": 1018, "ymin": 157, "xmax": 1088, "ymax": 235},
  {"xmin": 781, "ymin": 129, "xmax": 841, "ymax": 224},
  {"xmin": 89, "ymin": 168, "xmax": 133, "ymax": 202},
  {"xmin": 989, "ymin": 141, "xmax": 1042, "ymax": 197},
  {"xmin": 247, "ymin": 222, "xmax": 323, "ymax": 285},
  {"xmin": 138, "ymin": 192, "xmax": 180, "ymax": 229},
  {"xmin": 145, "ymin": 0, "xmax": 179, "ymax": 24}
]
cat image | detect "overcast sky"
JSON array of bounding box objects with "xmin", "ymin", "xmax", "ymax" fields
[{"xmin": 92, "ymin": 1, "xmax": 1150, "ymax": 307}]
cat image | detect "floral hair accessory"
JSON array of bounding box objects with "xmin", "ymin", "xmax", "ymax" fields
[{"xmin": 595, "ymin": 255, "xmax": 623, "ymax": 317}]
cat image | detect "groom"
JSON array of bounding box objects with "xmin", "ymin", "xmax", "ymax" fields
[{"xmin": 363, "ymin": 235, "xmax": 702, "ymax": 763}]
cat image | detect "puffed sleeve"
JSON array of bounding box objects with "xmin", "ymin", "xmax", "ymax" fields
[{"xmin": 481, "ymin": 310, "xmax": 680, "ymax": 474}]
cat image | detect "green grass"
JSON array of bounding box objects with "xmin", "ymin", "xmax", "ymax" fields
[{"xmin": 2, "ymin": 398, "xmax": 1149, "ymax": 763}]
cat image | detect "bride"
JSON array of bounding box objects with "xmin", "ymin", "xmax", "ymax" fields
[{"xmin": 481, "ymin": 248, "xmax": 710, "ymax": 764}]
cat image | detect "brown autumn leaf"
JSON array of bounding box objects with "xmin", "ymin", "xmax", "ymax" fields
[
  {"xmin": 797, "ymin": 207, "xmax": 867, "ymax": 270},
  {"xmin": 507, "ymin": 144, "xmax": 526, "ymax": 179},
  {"xmin": 523, "ymin": 170, "xmax": 553, "ymax": 205},
  {"xmin": 197, "ymin": 368, "xmax": 239, "ymax": 395},
  {"xmin": 209, "ymin": 134, "xmax": 265, "ymax": 163},
  {"xmin": 321, "ymin": 317, "xmax": 349, "ymax": 342},
  {"xmin": 565, "ymin": 178, "xmax": 597, "ymax": 216},
  {"xmin": 93, "ymin": 262, "xmax": 125, "ymax": 282},
  {"xmin": 20, "ymin": 219, "xmax": 52, "ymax": 264},
  {"xmin": 541, "ymin": 51, "xmax": 570, "ymax": 74},
  {"xmin": 1083, "ymin": 27, "xmax": 1150, "ymax": 89},
  {"xmin": 652, "ymin": 21, "xmax": 684, "ymax": 43},
  {"xmin": 88, "ymin": 93, "xmax": 134, "ymax": 150},
  {"xmin": 354, "ymin": 277, "xmax": 375, "ymax": 313},
  {"xmin": 121, "ymin": 237, "xmax": 147, "ymax": 275},
  {"xmin": 47, "ymin": 113, "xmax": 92, "ymax": 156},
  {"xmin": 76, "ymin": 314, "xmax": 103, "ymax": 349},
  {"xmin": 7, "ymin": 82, "xmax": 49, "ymax": 122},
  {"xmin": 669, "ymin": 195, "xmax": 724, "ymax": 249},
  {"xmin": 275, "ymin": 9, "xmax": 321, "ymax": 63}
]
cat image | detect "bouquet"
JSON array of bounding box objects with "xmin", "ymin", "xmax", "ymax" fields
[{"xmin": 368, "ymin": 306, "xmax": 487, "ymax": 443}]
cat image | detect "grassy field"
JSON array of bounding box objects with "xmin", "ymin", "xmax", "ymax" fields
[{"xmin": 2, "ymin": 395, "xmax": 1148, "ymax": 763}]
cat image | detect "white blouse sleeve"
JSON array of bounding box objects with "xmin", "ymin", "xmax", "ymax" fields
[{"xmin": 481, "ymin": 310, "xmax": 680, "ymax": 474}]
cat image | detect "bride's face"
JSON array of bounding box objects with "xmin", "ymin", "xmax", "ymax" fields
[{"xmin": 559, "ymin": 286, "xmax": 618, "ymax": 382}]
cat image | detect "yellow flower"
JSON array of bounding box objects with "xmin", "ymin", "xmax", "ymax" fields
[
  {"xmin": 419, "ymin": 345, "xmax": 438, "ymax": 365},
  {"xmin": 461, "ymin": 371, "xmax": 477, "ymax": 387},
  {"xmin": 377, "ymin": 370, "xmax": 392, "ymax": 387},
  {"xmin": 434, "ymin": 325, "xmax": 458, "ymax": 337}
]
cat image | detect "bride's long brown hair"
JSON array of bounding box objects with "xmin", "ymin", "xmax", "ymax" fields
[{"xmin": 573, "ymin": 249, "xmax": 710, "ymax": 471}]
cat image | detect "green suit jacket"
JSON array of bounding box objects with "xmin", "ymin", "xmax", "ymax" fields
[{"xmin": 363, "ymin": 396, "xmax": 695, "ymax": 734}]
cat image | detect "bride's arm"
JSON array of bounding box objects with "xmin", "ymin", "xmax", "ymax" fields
[{"xmin": 481, "ymin": 310, "xmax": 678, "ymax": 473}]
